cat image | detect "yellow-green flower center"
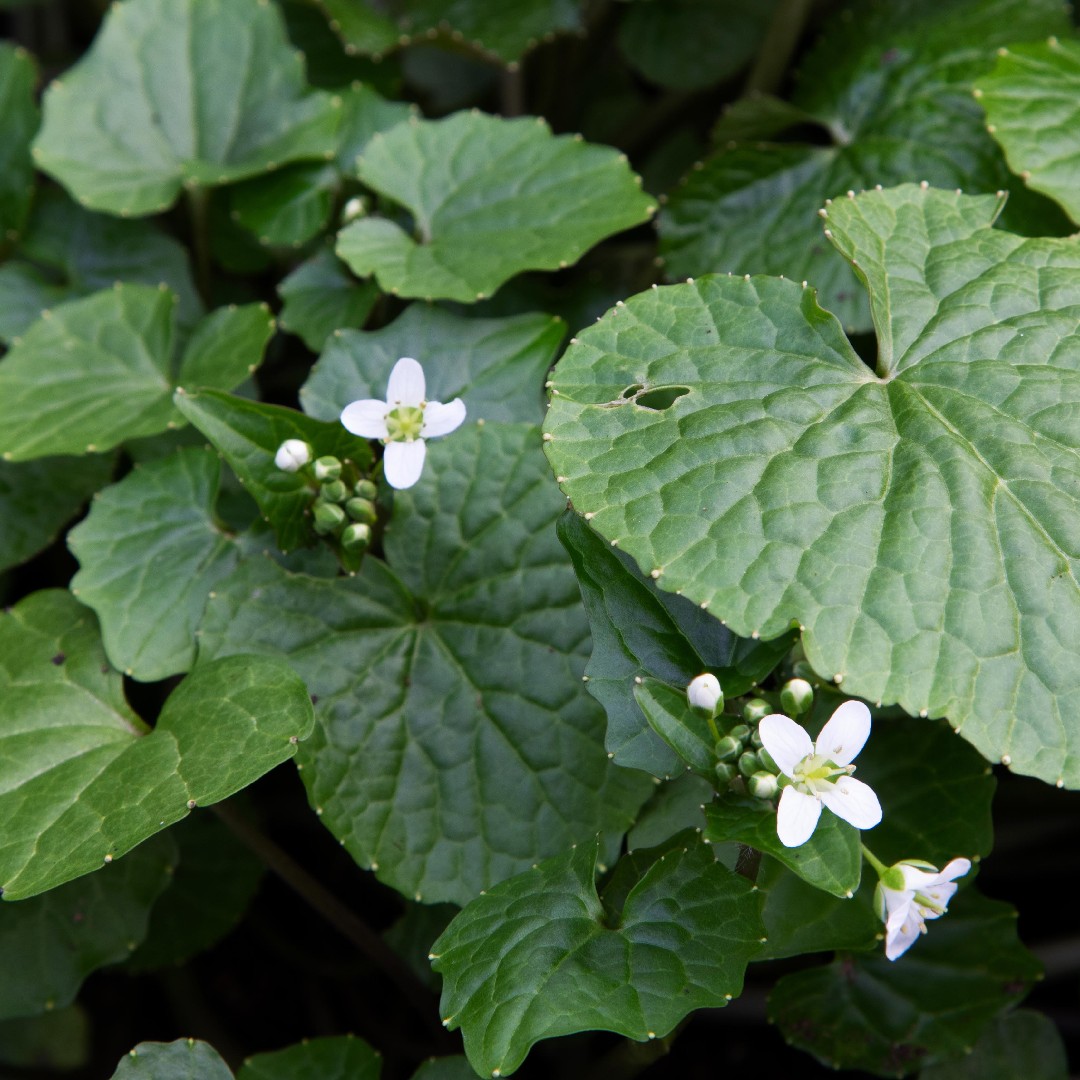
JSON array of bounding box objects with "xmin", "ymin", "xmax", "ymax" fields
[
  {"xmin": 792, "ymin": 753, "xmax": 853, "ymax": 791},
  {"xmin": 385, "ymin": 404, "xmax": 424, "ymax": 442}
]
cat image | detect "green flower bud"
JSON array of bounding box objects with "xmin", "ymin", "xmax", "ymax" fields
[
  {"xmin": 743, "ymin": 698, "xmax": 771, "ymax": 724},
  {"xmin": 728, "ymin": 723, "xmax": 750, "ymax": 744},
  {"xmin": 341, "ymin": 522, "xmax": 372, "ymax": 551},
  {"xmin": 314, "ymin": 456, "xmax": 343, "ymax": 482},
  {"xmin": 354, "ymin": 479, "xmax": 378, "ymax": 500},
  {"xmin": 738, "ymin": 750, "xmax": 760, "ymax": 778},
  {"xmin": 714, "ymin": 762, "xmax": 737, "ymax": 789},
  {"xmin": 313, "ymin": 501, "xmax": 346, "ymax": 534},
  {"xmin": 320, "ymin": 479, "xmax": 348, "ymax": 503},
  {"xmin": 749, "ymin": 726, "xmax": 764, "ymax": 748},
  {"xmin": 345, "ymin": 497, "xmax": 377, "ymax": 524},
  {"xmin": 714, "ymin": 735, "xmax": 741, "ymax": 762},
  {"xmin": 748, "ymin": 771, "xmax": 779, "ymax": 800},
  {"xmin": 757, "ymin": 746, "xmax": 778, "ymax": 773},
  {"xmin": 780, "ymin": 677, "xmax": 814, "ymax": 717}
]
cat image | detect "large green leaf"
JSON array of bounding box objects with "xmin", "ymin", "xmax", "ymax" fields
[
  {"xmin": 0, "ymin": 188, "xmax": 202, "ymax": 345},
  {"xmin": 278, "ymin": 246, "xmax": 380, "ymax": 351},
  {"xmin": 0, "ymin": 44, "xmax": 38, "ymax": 246},
  {"xmin": 0, "ymin": 286, "xmax": 272, "ymax": 462},
  {"xmin": 0, "ymin": 591, "xmax": 315, "ymax": 899},
  {"xmin": 919, "ymin": 1009, "xmax": 1068, "ymax": 1080},
  {"xmin": 0, "ymin": 455, "xmax": 113, "ymax": 572},
  {"xmin": 237, "ymin": 1036, "xmax": 381, "ymax": 1080},
  {"xmin": 228, "ymin": 162, "xmax": 338, "ymax": 248},
  {"xmin": 32, "ymin": 0, "xmax": 341, "ymax": 216},
  {"xmin": 410, "ymin": 1060, "xmax": 476, "ymax": 1080},
  {"xmin": 975, "ymin": 37, "xmax": 1080, "ymax": 225},
  {"xmin": 659, "ymin": 0, "xmax": 1071, "ymax": 332},
  {"xmin": 198, "ymin": 423, "xmax": 652, "ymax": 904},
  {"xmin": 173, "ymin": 389, "xmax": 373, "ymax": 553},
  {"xmin": 545, "ymin": 184, "xmax": 1080, "ymax": 788},
  {"xmin": 68, "ymin": 448, "xmax": 242, "ymax": 681},
  {"xmin": 769, "ymin": 889, "xmax": 1042, "ymax": 1075},
  {"xmin": 0, "ymin": 834, "xmax": 175, "ymax": 1020},
  {"xmin": 110, "ymin": 1040, "xmax": 233, "ymax": 1080},
  {"xmin": 301, "ymin": 304, "xmax": 565, "ymax": 424},
  {"xmin": 336, "ymin": 112, "xmax": 655, "ymax": 302},
  {"xmin": 559, "ymin": 509, "xmax": 793, "ymax": 776},
  {"xmin": 431, "ymin": 836, "xmax": 764, "ymax": 1077}
]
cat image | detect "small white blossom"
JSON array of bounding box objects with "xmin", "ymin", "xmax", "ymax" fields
[
  {"xmin": 275, "ymin": 439, "xmax": 312, "ymax": 472},
  {"xmin": 340, "ymin": 357, "xmax": 466, "ymax": 490},
  {"xmin": 875, "ymin": 857, "xmax": 971, "ymax": 960},
  {"xmin": 686, "ymin": 673, "xmax": 722, "ymax": 714},
  {"xmin": 758, "ymin": 701, "xmax": 882, "ymax": 848}
]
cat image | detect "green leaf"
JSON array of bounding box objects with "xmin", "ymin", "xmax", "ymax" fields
[
  {"xmin": 0, "ymin": 286, "xmax": 271, "ymax": 462},
  {"xmin": 704, "ymin": 797, "xmax": 861, "ymax": 898},
  {"xmin": 919, "ymin": 1008, "xmax": 1068, "ymax": 1080},
  {"xmin": 659, "ymin": 0, "xmax": 1071, "ymax": 332},
  {"xmin": 975, "ymin": 37, "xmax": 1080, "ymax": 225},
  {"xmin": 0, "ymin": 44, "xmax": 39, "ymax": 246},
  {"xmin": 110, "ymin": 1040, "xmax": 233, "ymax": 1080},
  {"xmin": 410, "ymin": 1060, "xmax": 477, "ymax": 1080},
  {"xmin": 0, "ymin": 590, "xmax": 314, "ymax": 899},
  {"xmin": 0, "ymin": 834, "xmax": 176, "ymax": 1020},
  {"xmin": 67, "ymin": 448, "xmax": 241, "ymax": 681},
  {"xmin": 32, "ymin": 0, "xmax": 342, "ymax": 216},
  {"xmin": 769, "ymin": 889, "xmax": 1042, "ymax": 1075},
  {"xmin": 336, "ymin": 112, "xmax": 655, "ymax": 302},
  {"xmin": 126, "ymin": 812, "xmax": 262, "ymax": 973},
  {"xmin": 229, "ymin": 162, "xmax": 338, "ymax": 248},
  {"xmin": 546, "ymin": 184, "xmax": 1080, "ymax": 788},
  {"xmin": 197, "ymin": 423, "xmax": 652, "ymax": 904},
  {"xmin": 236, "ymin": 1036, "xmax": 381, "ymax": 1080},
  {"xmin": 173, "ymin": 389, "xmax": 372, "ymax": 553},
  {"xmin": 0, "ymin": 1006, "xmax": 90, "ymax": 1070},
  {"xmin": 618, "ymin": 0, "xmax": 775, "ymax": 90},
  {"xmin": 301, "ymin": 303, "xmax": 566, "ymax": 424},
  {"xmin": 626, "ymin": 773, "xmax": 712, "ymax": 851},
  {"xmin": 315, "ymin": 0, "xmax": 399, "ymax": 60},
  {"xmin": 384, "ymin": 900, "xmax": 458, "ymax": 993},
  {"xmin": 0, "ymin": 455, "xmax": 113, "ymax": 572},
  {"xmin": 278, "ymin": 246, "xmax": 379, "ymax": 351},
  {"xmin": 559, "ymin": 510, "xmax": 793, "ymax": 775},
  {"xmin": 0, "ymin": 188, "xmax": 203, "ymax": 345},
  {"xmin": 336, "ymin": 83, "xmax": 416, "ymax": 173},
  {"xmin": 633, "ymin": 677, "xmax": 715, "ymax": 777},
  {"xmin": 431, "ymin": 836, "xmax": 764, "ymax": 1078}
]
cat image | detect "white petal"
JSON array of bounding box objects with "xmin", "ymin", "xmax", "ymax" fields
[
  {"xmin": 383, "ymin": 439, "xmax": 426, "ymax": 489},
  {"xmin": 818, "ymin": 775, "xmax": 882, "ymax": 830},
  {"xmin": 881, "ymin": 885, "xmax": 915, "ymax": 917},
  {"xmin": 758, "ymin": 714, "xmax": 814, "ymax": 777},
  {"xmin": 815, "ymin": 699, "xmax": 871, "ymax": 765},
  {"xmin": 274, "ymin": 439, "xmax": 311, "ymax": 471},
  {"xmin": 775, "ymin": 786, "xmax": 822, "ymax": 847},
  {"xmin": 386, "ymin": 357, "xmax": 425, "ymax": 406},
  {"xmin": 884, "ymin": 909, "xmax": 923, "ymax": 960},
  {"xmin": 341, "ymin": 399, "xmax": 390, "ymax": 438},
  {"xmin": 937, "ymin": 856, "xmax": 972, "ymax": 883},
  {"xmin": 422, "ymin": 397, "xmax": 466, "ymax": 438}
]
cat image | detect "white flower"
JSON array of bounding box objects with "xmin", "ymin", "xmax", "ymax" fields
[
  {"xmin": 758, "ymin": 701, "xmax": 882, "ymax": 848},
  {"xmin": 687, "ymin": 673, "xmax": 722, "ymax": 714},
  {"xmin": 875, "ymin": 857, "xmax": 971, "ymax": 960},
  {"xmin": 275, "ymin": 439, "xmax": 312, "ymax": 472},
  {"xmin": 340, "ymin": 357, "xmax": 466, "ymax": 490}
]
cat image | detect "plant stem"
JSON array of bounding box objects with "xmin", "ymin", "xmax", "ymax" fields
[
  {"xmin": 860, "ymin": 843, "xmax": 888, "ymax": 877},
  {"xmin": 211, "ymin": 800, "xmax": 454, "ymax": 1050},
  {"xmin": 743, "ymin": 0, "xmax": 813, "ymax": 98},
  {"xmin": 186, "ymin": 184, "xmax": 213, "ymax": 306},
  {"xmin": 500, "ymin": 63, "xmax": 525, "ymax": 117}
]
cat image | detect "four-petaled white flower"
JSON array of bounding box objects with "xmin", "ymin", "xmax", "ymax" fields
[
  {"xmin": 340, "ymin": 357, "xmax": 466, "ymax": 490},
  {"xmin": 875, "ymin": 857, "xmax": 971, "ymax": 960},
  {"xmin": 758, "ymin": 701, "xmax": 882, "ymax": 848}
]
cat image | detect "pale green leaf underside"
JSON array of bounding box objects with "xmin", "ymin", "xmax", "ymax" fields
[
  {"xmin": 32, "ymin": 0, "xmax": 341, "ymax": 216},
  {"xmin": 976, "ymin": 37, "xmax": 1080, "ymax": 225},
  {"xmin": 336, "ymin": 112, "xmax": 656, "ymax": 302},
  {"xmin": 68, "ymin": 448, "xmax": 241, "ymax": 681},
  {"xmin": 431, "ymin": 837, "xmax": 764, "ymax": 1077},
  {"xmin": 0, "ymin": 591, "xmax": 314, "ymax": 899},
  {"xmin": 197, "ymin": 423, "xmax": 652, "ymax": 905},
  {"xmin": 546, "ymin": 185, "xmax": 1080, "ymax": 788}
]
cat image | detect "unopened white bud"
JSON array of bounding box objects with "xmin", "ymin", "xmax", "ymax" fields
[
  {"xmin": 686, "ymin": 673, "xmax": 723, "ymax": 716},
  {"xmin": 781, "ymin": 677, "xmax": 814, "ymax": 717},
  {"xmin": 275, "ymin": 439, "xmax": 312, "ymax": 472},
  {"xmin": 342, "ymin": 196, "xmax": 367, "ymax": 223}
]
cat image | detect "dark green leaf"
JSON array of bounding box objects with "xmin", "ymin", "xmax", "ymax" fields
[
  {"xmin": 336, "ymin": 83, "xmax": 415, "ymax": 173},
  {"xmin": 633, "ymin": 677, "xmax": 715, "ymax": 777},
  {"xmin": 278, "ymin": 246, "xmax": 380, "ymax": 351},
  {"xmin": 0, "ymin": 44, "xmax": 38, "ymax": 245},
  {"xmin": 236, "ymin": 1036, "xmax": 381, "ymax": 1080},
  {"xmin": 110, "ymin": 1040, "xmax": 233, "ymax": 1080},
  {"xmin": 432, "ymin": 837, "xmax": 764, "ymax": 1077},
  {"xmin": 410, "ymin": 1060, "xmax": 477, "ymax": 1080},
  {"xmin": 919, "ymin": 1009, "xmax": 1068, "ymax": 1080},
  {"xmin": 229, "ymin": 163, "xmax": 338, "ymax": 248},
  {"xmin": 0, "ymin": 1006, "xmax": 90, "ymax": 1070},
  {"xmin": 626, "ymin": 773, "xmax": 711, "ymax": 851}
]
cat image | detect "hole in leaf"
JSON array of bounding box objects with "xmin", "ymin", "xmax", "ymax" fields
[
  {"xmin": 636, "ymin": 386, "xmax": 689, "ymax": 411},
  {"xmin": 621, "ymin": 383, "xmax": 644, "ymax": 398}
]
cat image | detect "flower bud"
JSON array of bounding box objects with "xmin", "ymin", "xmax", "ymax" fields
[
  {"xmin": 748, "ymin": 771, "xmax": 779, "ymax": 800},
  {"xmin": 345, "ymin": 497, "xmax": 377, "ymax": 524},
  {"xmin": 342, "ymin": 195, "xmax": 368, "ymax": 223},
  {"xmin": 341, "ymin": 522, "xmax": 372, "ymax": 551},
  {"xmin": 313, "ymin": 501, "xmax": 346, "ymax": 534},
  {"xmin": 354, "ymin": 479, "xmax": 378, "ymax": 500},
  {"xmin": 738, "ymin": 750, "xmax": 761, "ymax": 778},
  {"xmin": 274, "ymin": 439, "xmax": 312, "ymax": 472},
  {"xmin": 314, "ymin": 456, "xmax": 343, "ymax": 482},
  {"xmin": 714, "ymin": 762, "xmax": 737, "ymax": 789},
  {"xmin": 781, "ymin": 677, "xmax": 814, "ymax": 717},
  {"xmin": 320, "ymin": 479, "xmax": 348, "ymax": 503},
  {"xmin": 756, "ymin": 746, "xmax": 778, "ymax": 773},
  {"xmin": 728, "ymin": 723, "xmax": 750, "ymax": 744},
  {"xmin": 743, "ymin": 698, "xmax": 771, "ymax": 724},
  {"xmin": 686, "ymin": 673, "xmax": 723, "ymax": 716},
  {"xmin": 714, "ymin": 735, "xmax": 741, "ymax": 762}
]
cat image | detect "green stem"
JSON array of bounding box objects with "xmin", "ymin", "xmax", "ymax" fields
[
  {"xmin": 186, "ymin": 184, "xmax": 212, "ymax": 306},
  {"xmin": 742, "ymin": 0, "xmax": 814, "ymax": 98},
  {"xmin": 706, "ymin": 712, "xmax": 721, "ymax": 746},
  {"xmin": 860, "ymin": 843, "xmax": 888, "ymax": 877}
]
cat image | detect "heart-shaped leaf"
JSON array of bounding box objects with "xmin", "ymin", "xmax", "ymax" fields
[
  {"xmin": 336, "ymin": 111, "xmax": 655, "ymax": 302},
  {"xmin": 236, "ymin": 1036, "xmax": 382, "ymax": 1080},
  {"xmin": 0, "ymin": 43, "xmax": 38, "ymax": 245},
  {"xmin": 431, "ymin": 836, "xmax": 764, "ymax": 1077},
  {"xmin": 197, "ymin": 423, "xmax": 652, "ymax": 905},
  {"xmin": 546, "ymin": 184, "xmax": 1080, "ymax": 788},
  {"xmin": 32, "ymin": 0, "xmax": 341, "ymax": 216},
  {"xmin": 0, "ymin": 590, "xmax": 315, "ymax": 899}
]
